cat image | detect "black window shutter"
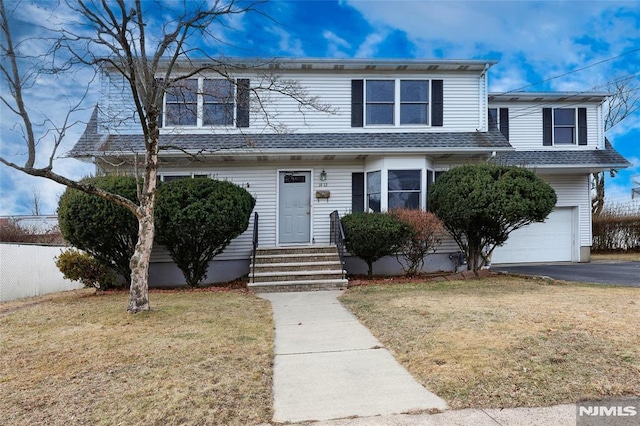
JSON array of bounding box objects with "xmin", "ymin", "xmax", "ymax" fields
[
  {"xmin": 351, "ymin": 172, "xmax": 365, "ymax": 212},
  {"xmin": 499, "ymin": 108, "xmax": 509, "ymax": 140},
  {"xmin": 542, "ymin": 108, "xmax": 552, "ymax": 146},
  {"xmin": 351, "ymin": 80, "xmax": 364, "ymax": 127},
  {"xmin": 578, "ymin": 107, "xmax": 587, "ymax": 145},
  {"xmin": 431, "ymin": 79, "xmax": 443, "ymax": 127},
  {"xmin": 488, "ymin": 108, "xmax": 498, "ymax": 130},
  {"xmin": 236, "ymin": 79, "xmax": 250, "ymax": 128}
]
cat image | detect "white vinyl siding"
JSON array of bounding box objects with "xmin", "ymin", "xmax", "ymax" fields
[
  {"xmin": 542, "ymin": 174, "xmax": 592, "ymax": 247},
  {"xmin": 150, "ymin": 161, "xmax": 362, "ymax": 262},
  {"xmin": 432, "ymin": 172, "xmax": 592, "ymax": 257},
  {"xmin": 99, "ymin": 70, "xmax": 485, "ymax": 135},
  {"xmin": 488, "ymin": 101, "xmax": 603, "ymax": 150}
]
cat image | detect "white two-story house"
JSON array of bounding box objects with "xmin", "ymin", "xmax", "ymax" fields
[{"xmin": 70, "ymin": 58, "xmax": 630, "ymax": 288}]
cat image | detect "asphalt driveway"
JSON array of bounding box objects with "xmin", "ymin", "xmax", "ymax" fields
[{"xmin": 494, "ymin": 261, "xmax": 640, "ymax": 287}]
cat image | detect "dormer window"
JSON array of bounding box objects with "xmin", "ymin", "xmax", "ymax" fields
[{"xmin": 162, "ymin": 78, "xmax": 249, "ymax": 128}]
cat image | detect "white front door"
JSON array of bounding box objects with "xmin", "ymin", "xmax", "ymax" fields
[{"xmin": 278, "ymin": 171, "xmax": 311, "ymax": 244}]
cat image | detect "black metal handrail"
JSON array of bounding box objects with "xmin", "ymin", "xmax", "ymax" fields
[
  {"xmin": 329, "ymin": 210, "xmax": 346, "ymax": 279},
  {"xmin": 251, "ymin": 212, "xmax": 259, "ymax": 283}
]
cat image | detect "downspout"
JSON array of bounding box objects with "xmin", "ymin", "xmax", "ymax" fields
[{"xmin": 479, "ymin": 63, "xmax": 491, "ymax": 132}]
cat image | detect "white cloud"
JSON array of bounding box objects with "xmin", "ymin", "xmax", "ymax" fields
[
  {"xmin": 323, "ymin": 30, "xmax": 351, "ymax": 57},
  {"xmin": 354, "ymin": 32, "xmax": 387, "ymax": 58}
]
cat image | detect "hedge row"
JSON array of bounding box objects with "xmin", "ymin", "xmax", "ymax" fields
[{"xmin": 592, "ymin": 213, "xmax": 640, "ymax": 252}]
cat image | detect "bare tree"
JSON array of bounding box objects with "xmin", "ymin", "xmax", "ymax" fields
[
  {"xmin": 592, "ymin": 77, "xmax": 640, "ymax": 217},
  {"xmin": 1, "ymin": 0, "xmax": 330, "ymax": 313},
  {"xmin": 28, "ymin": 187, "xmax": 42, "ymax": 215}
]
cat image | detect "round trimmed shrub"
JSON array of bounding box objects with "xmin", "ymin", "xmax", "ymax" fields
[
  {"xmin": 155, "ymin": 178, "xmax": 256, "ymax": 287},
  {"xmin": 57, "ymin": 175, "xmax": 139, "ymax": 284},
  {"xmin": 341, "ymin": 212, "xmax": 411, "ymax": 276}
]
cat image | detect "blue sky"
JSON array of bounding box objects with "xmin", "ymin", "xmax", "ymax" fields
[{"xmin": 1, "ymin": 0, "xmax": 639, "ymax": 215}]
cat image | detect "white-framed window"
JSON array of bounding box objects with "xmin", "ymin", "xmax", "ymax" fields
[
  {"xmin": 365, "ymin": 169, "xmax": 423, "ymax": 212},
  {"xmin": 365, "ymin": 79, "xmax": 429, "ymax": 126},
  {"xmin": 400, "ymin": 81, "xmax": 429, "ymax": 125},
  {"xmin": 543, "ymin": 107, "xmax": 587, "ymax": 146},
  {"xmin": 553, "ymin": 108, "xmax": 576, "ymax": 144},
  {"xmin": 366, "ymin": 170, "xmax": 381, "ymax": 212},
  {"xmin": 165, "ymin": 79, "xmax": 198, "ymax": 126},
  {"xmin": 160, "ymin": 173, "xmax": 210, "ymax": 182},
  {"xmin": 164, "ymin": 78, "xmax": 235, "ymax": 127},
  {"xmin": 388, "ymin": 169, "xmax": 421, "ymax": 210}
]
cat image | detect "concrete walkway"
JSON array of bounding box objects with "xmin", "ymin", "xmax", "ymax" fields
[
  {"xmin": 260, "ymin": 291, "xmax": 447, "ymax": 424},
  {"xmin": 309, "ymin": 403, "xmax": 578, "ymax": 425}
]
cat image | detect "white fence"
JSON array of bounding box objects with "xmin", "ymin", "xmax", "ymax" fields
[{"xmin": 0, "ymin": 243, "xmax": 83, "ymax": 302}]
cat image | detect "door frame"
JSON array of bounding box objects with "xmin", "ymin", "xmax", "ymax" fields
[{"xmin": 276, "ymin": 169, "xmax": 314, "ymax": 245}]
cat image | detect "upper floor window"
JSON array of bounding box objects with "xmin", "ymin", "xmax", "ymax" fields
[
  {"xmin": 163, "ymin": 78, "xmax": 250, "ymax": 128},
  {"xmin": 352, "ymin": 79, "xmax": 442, "ymax": 128},
  {"xmin": 543, "ymin": 107, "xmax": 587, "ymax": 146},
  {"xmin": 488, "ymin": 107, "xmax": 509, "ymax": 140},
  {"xmin": 203, "ymin": 79, "xmax": 235, "ymax": 126},
  {"xmin": 400, "ymin": 81, "xmax": 429, "ymax": 125},
  {"xmin": 552, "ymin": 108, "xmax": 576, "ymax": 144},
  {"xmin": 365, "ymin": 80, "xmax": 429, "ymax": 126},
  {"xmin": 366, "ymin": 81, "xmax": 395, "ymax": 125},
  {"xmin": 165, "ymin": 79, "xmax": 199, "ymax": 126}
]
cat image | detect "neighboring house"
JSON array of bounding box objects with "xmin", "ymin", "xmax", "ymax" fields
[{"xmin": 70, "ymin": 58, "xmax": 630, "ymax": 286}]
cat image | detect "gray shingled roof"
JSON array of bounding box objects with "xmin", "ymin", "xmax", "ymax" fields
[
  {"xmin": 494, "ymin": 140, "xmax": 630, "ymax": 168},
  {"xmin": 69, "ymin": 107, "xmax": 512, "ymax": 157},
  {"xmin": 69, "ymin": 107, "xmax": 629, "ymax": 170}
]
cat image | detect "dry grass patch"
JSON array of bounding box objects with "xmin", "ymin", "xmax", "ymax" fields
[
  {"xmin": 591, "ymin": 252, "xmax": 640, "ymax": 262},
  {"xmin": 0, "ymin": 289, "xmax": 273, "ymax": 425},
  {"xmin": 340, "ymin": 277, "xmax": 640, "ymax": 409}
]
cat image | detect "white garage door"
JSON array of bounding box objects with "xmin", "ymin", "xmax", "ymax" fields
[{"xmin": 492, "ymin": 207, "xmax": 575, "ymax": 264}]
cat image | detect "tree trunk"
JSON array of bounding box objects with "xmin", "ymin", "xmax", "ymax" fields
[
  {"xmin": 126, "ymin": 118, "xmax": 159, "ymax": 314},
  {"xmin": 367, "ymin": 261, "xmax": 373, "ymax": 276},
  {"xmin": 592, "ymin": 172, "xmax": 605, "ymax": 217},
  {"xmin": 127, "ymin": 207, "xmax": 154, "ymax": 313}
]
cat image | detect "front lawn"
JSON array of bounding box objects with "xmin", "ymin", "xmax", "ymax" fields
[
  {"xmin": 0, "ymin": 289, "xmax": 273, "ymax": 425},
  {"xmin": 340, "ymin": 276, "xmax": 640, "ymax": 409}
]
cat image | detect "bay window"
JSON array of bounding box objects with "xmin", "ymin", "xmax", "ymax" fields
[
  {"xmin": 388, "ymin": 170, "xmax": 421, "ymax": 209},
  {"xmin": 366, "ymin": 170, "xmax": 381, "ymax": 212}
]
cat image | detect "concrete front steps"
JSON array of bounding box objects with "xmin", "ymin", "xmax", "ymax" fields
[{"xmin": 249, "ymin": 245, "xmax": 348, "ymax": 292}]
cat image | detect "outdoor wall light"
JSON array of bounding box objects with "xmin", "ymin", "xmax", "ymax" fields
[{"xmin": 320, "ymin": 169, "xmax": 327, "ymax": 181}]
